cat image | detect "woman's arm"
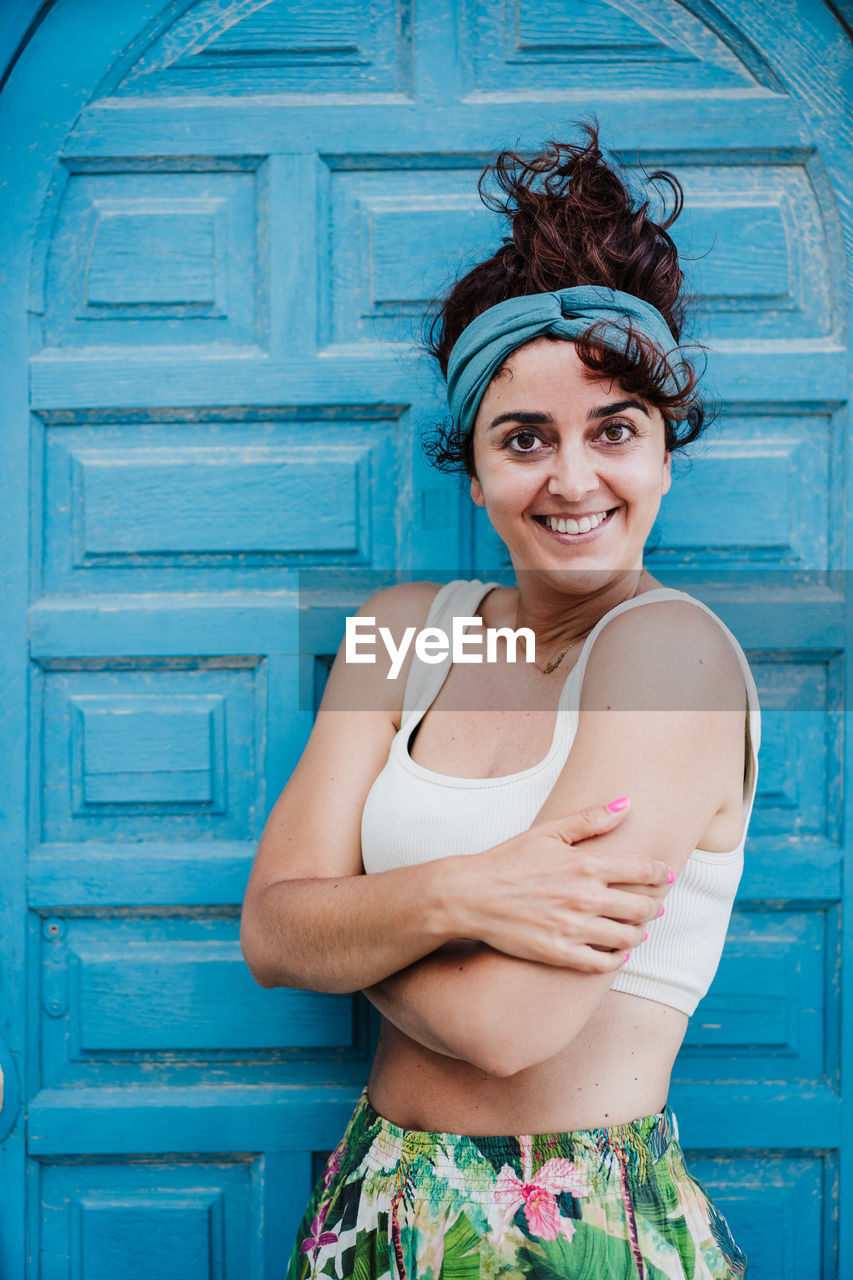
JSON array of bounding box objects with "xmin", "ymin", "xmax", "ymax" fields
[
  {"xmin": 240, "ymin": 581, "xmax": 477, "ymax": 993},
  {"xmin": 242, "ymin": 581, "xmax": 669, "ymax": 997},
  {"xmin": 362, "ymin": 600, "xmax": 748, "ymax": 1076}
]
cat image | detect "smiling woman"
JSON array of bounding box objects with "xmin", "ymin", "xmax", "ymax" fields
[
  {"xmin": 483, "ymin": 393, "xmax": 652, "ymax": 544},
  {"xmin": 240, "ymin": 118, "xmax": 758, "ymax": 1279},
  {"xmin": 468, "ymin": 340, "xmax": 672, "ymax": 577}
]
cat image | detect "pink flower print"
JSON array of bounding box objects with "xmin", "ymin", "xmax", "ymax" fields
[
  {"xmin": 299, "ymin": 1201, "xmax": 339, "ymax": 1260},
  {"xmin": 517, "ymin": 1183, "xmax": 563, "ymax": 1239},
  {"xmin": 494, "ymin": 1133, "xmax": 590, "ymax": 1243},
  {"xmin": 322, "ymin": 1138, "xmax": 348, "ymax": 1188}
]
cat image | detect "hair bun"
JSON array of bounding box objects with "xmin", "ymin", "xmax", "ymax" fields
[
  {"xmin": 482, "ymin": 126, "xmax": 684, "ymax": 340},
  {"xmin": 423, "ymin": 115, "xmax": 712, "ymax": 474}
]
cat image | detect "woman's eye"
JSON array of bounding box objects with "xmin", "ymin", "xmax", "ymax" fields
[
  {"xmin": 600, "ymin": 421, "xmax": 637, "ymax": 444},
  {"xmin": 508, "ymin": 430, "xmax": 541, "ymax": 452}
]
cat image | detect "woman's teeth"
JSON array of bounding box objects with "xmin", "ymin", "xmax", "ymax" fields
[{"xmin": 542, "ymin": 510, "xmax": 612, "ymax": 535}]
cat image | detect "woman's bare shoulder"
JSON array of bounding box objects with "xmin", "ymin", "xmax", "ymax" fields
[
  {"xmin": 358, "ymin": 579, "xmax": 447, "ymax": 626},
  {"xmin": 245, "ymin": 580, "xmax": 451, "ymax": 894},
  {"xmin": 319, "ymin": 579, "xmax": 449, "ymax": 726},
  {"xmin": 581, "ymin": 596, "xmax": 746, "ymax": 713}
]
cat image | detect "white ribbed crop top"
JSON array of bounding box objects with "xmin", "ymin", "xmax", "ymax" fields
[{"xmin": 360, "ymin": 579, "xmax": 761, "ymax": 1017}]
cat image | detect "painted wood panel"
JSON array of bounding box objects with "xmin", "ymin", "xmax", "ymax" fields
[
  {"xmin": 46, "ymin": 165, "xmax": 267, "ymax": 349},
  {"xmin": 109, "ymin": 0, "xmax": 415, "ymax": 98}
]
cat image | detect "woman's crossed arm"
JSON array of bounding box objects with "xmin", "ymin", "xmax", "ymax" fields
[
  {"xmin": 362, "ymin": 600, "xmax": 748, "ymax": 1077},
  {"xmin": 240, "ymin": 583, "xmax": 669, "ymax": 998}
]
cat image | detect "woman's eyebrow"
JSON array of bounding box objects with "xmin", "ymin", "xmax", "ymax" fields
[
  {"xmin": 589, "ymin": 398, "xmax": 650, "ymax": 420},
  {"xmin": 487, "ymin": 411, "xmax": 554, "ymax": 431},
  {"xmin": 487, "ymin": 399, "xmax": 649, "ymax": 432}
]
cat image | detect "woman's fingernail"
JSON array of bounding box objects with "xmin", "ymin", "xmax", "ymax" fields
[
  {"xmin": 607, "ymin": 797, "xmax": 629, "ymax": 812},
  {"xmin": 667, "ymin": 870, "xmax": 675, "ymax": 884},
  {"xmin": 658, "ymin": 904, "xmax": 666, "ymax": 918},
  {"xmin": 623, "ymin": 953, "xmax": 631, "ymax": 963},
  {"xmin": 642, "ymin": 931, "xmax": 649, "ymax": 941}
]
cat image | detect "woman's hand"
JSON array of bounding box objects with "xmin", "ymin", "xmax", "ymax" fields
[{"xmin": 450, "ymin": 799, "xmax": 672, "ymax": 972}]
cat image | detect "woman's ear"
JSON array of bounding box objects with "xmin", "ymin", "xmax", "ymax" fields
[
  {"xmin": 661, "ymin": 451, "xmax": 672, "ymax": 497},
  {"xmin": 469, "ymin": 473, "xmax": 485, "ymax": 507}
]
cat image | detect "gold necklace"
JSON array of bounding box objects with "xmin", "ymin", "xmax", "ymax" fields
[
  {"xmin": 512, "ymin": 576, "xmax": 648, "ymax": 675},
  {"xmin": 513, "ymin": 597, "xmax": 592, "ymax": 675}
]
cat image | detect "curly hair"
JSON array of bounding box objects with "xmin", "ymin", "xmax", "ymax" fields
[{"xmin": 422, "ymin": 117, "xmax": 711, "ymax": 475}]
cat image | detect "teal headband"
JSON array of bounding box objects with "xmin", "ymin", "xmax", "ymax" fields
[{"xmin": 446, "ymin": 285, "xmax": 682, "ymax": 441}]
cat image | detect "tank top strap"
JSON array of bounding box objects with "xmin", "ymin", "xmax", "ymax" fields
[
  {"xmin": 400, "ymin": 578, "xmax": 501, "ymax": 723},
  {"xmin": 560, "ymin": 586, "xmax": 761, "ymax": 783}
]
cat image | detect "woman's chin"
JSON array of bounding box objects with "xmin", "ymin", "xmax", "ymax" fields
[
  {"xmin": 500, "ymin": 548, "xmax": 645, "ymax": 592},
  {"xmin": 511, "ymin": 563, "xmax": 622, "ymax": 594}
]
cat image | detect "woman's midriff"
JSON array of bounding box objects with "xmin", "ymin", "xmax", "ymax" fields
[{"xmin": 366, "ymin": 989, "xmax": 688, "ymax": 1134}]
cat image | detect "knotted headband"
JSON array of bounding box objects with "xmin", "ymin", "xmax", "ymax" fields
[{"xmin": 446, "ymin": 285, "xmax": 682, "ymax": 441}]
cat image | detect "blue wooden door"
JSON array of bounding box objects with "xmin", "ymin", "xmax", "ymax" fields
[{"xmin": 0, "ymin": 2, "xmax": 850, "ymax": 1276}]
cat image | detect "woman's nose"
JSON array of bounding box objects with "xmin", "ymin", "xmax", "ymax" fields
[{"xmin": 546, "ymin": 446, "xmax": 601, "ymax": 501}]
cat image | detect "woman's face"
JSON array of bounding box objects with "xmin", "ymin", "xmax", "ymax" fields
[{"xmin": 469, "ymin": 337, "xmax": 671, "ymax": 589}]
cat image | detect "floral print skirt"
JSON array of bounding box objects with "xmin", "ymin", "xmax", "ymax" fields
[{"xmin": 285, "ymin": 1085, "xmax": 746, "ymax": 1279}]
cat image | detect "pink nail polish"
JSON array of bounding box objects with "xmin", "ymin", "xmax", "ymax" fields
[
  {"xmin": 642, "ymin": 931, "xmax": 648, "ymax": 941},
  {"xmin": 623, "ymin": 953, "xmax": 631, "ymax": 963},
  {"xmin": 607, "ymin": 797, "xmax": 629, "ymax": 812},
  {"xmin": 658, "ymin": 904, "xmax": 666, "ymax": 918},
  {"xmin": 667, "ymin": 870, "xmax": 675, "ymax": 884}
]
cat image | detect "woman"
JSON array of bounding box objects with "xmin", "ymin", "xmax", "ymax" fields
[{"xmin": 240, "ymin": 121, "xmax": 759, "ymax": 1278}]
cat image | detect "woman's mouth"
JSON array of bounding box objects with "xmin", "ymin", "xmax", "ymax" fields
[{"xmin": 532, "ymin": 507, "xmax": 619, "ymax": 544}]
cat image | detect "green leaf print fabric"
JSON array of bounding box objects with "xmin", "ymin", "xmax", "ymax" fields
[{"xmin": 285, "ymin": 1086, "xmax": 746, "ymax": 1280}]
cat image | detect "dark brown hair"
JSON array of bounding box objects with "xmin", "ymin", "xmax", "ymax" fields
[{"xmin": 423, "ymin": 117, "xmax": 711, "ymax": 474}]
